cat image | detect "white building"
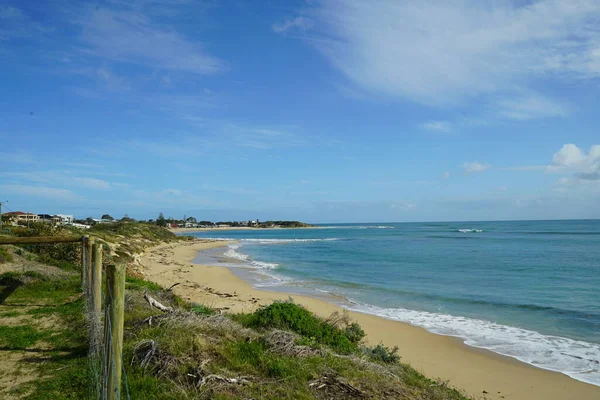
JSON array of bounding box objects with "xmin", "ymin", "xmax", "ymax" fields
[{"xmin": 55, "ymin": 214, "xmax": 74, "ymax": 225}]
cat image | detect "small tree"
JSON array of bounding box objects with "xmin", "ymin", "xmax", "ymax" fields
[
  {"xmin": 101, "ymin": 214, "xmax": 114, "ymax": 221},
  {"xmin": 156, "ymin": 212, "xmax": 167, "ymax": 227}
]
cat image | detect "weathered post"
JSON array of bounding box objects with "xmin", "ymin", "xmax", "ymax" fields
[
  {"xmin": 90, "ymin": 242, "xmax": 103, "ymax": 352},
  {"xmin": 103, "ymin": 264, "xmax": 125, "ymax": 400},
  {"xmin": 81, "ymin": 236, "xmax": 89, "ymax": 290},
  {"xmin": 86, "ymin": 237, "xmax": 94, "ymax": 297}
]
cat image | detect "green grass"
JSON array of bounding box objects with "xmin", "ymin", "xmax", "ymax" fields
[
  {"xmin": 190, "ymin": 303, "xmax": 216, "ymax": 316},
  {"xmin": 0, "ymin": 246, "xmax": 13, "ymax": 263},
  {"xmin": 126, "ymin": 275, "xmax": 163, "ymax": 291},
  {"xmin": 235, "ymin": 301, "xmax": 362, "ymax": 354},
  {"xmin": 0, "ymin": 325, "xmax": 50, "ymax": 349}
]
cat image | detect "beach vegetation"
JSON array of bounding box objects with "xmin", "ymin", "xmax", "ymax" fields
[
  {"xmin": 0, "ymin": 224, "xmax": 470, "ymax": 400},
  {"xmin": 0, "ymin": 246, "xmax": 13, "ymax": 263},
  {"xmin": 363, "ymin": 343, "xmax": 401, "ymax": 364},
  {"xmin": 235, "ymin": 301, "xmax": 363, "ymax": 354}
]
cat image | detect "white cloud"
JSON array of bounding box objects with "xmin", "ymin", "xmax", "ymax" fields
[
  {"xmin": 273, "ymin": 16, "xmax": 313, "ymax": 34},
  {"xmin": 0, "ymin": 152, "xmax": 35, "ymax": 164},
  {"xmin": 549, "ymin": 144, "xmax": 600, "ymax": 180},
  {"xmin": 441, "ymin": 171, "xmax": 450, "ymax": 179},
  {"xmin": 296, "ymin": 0, "xmax": 600, "ymax": 115},
  {"xmin": 463, "ymin": 162, "xmax": 491, "ymax": 173},
  {"xmin": 72, "ymin": 177, "xmax": 112, "ymax": 190},
  {"xmin": 420, "ymin": 120, "xmax": 452, "ymax": 133},
  {"xmin": 496, "ymin": 93, "xmax": 569, "ymax": 120},
  {"xmin": 0, "ymin": 184, "xmax": 81, "ymax": 201},
  {"xmin": 77, "ymin": 7, "xmax": 225, "ymax": 74}
]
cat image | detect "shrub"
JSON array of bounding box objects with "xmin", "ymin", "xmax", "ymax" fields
[
  {"xmin": 0, "ymin": 247, "xmax": 13, "ymax": 263},
  {"xmin": 190, "ymin": 304, "xmax": 215, "ymax": 316},
  {"xmin": 239, "ymin": 301, "xmax": 359, "ymax": 354},
  {"xmin": 344, "ymin": 322, "xmax": 365, "ymax": 344},
  {"xmin": 363, "ymin": 343, "xmax": 400, "ymax": 364}
]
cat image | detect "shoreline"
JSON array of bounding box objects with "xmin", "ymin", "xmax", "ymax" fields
[
  {"xmin": 169, "ymin": 226, "xmax": 316, "ymax": 233},
  {"xmin": 140, "ymin": 239, "xmax": 600, "ymax": 400}
]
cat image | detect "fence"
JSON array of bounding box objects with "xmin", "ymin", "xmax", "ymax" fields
[{"xmin": 0, "ymin": 235, "xmax": 126, "ymax": 399}]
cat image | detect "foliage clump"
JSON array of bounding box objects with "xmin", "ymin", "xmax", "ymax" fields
[
  {"xmin": 237, "ymin": 301, "xmax": 362, "ymax": 354},
  {"xmin": 0, "ymin": 246, "xmax": 13, "ymax": 263},
  {"xmin": 363, "ymin": 343, "xmax": 400, "ymax": 364}
]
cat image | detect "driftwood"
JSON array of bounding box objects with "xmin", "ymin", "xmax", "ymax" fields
[
  {"xmin": 199, "ymin": 374, "xmax": 249, "ymax": 387},
  {"xmin": 144, "ymin": 292, "xmax": 174, "ymax": 312},
  {"xmin": 167, "ymin": 282, "xmax": 181, "ymax": 291},
  {"xmin": 309, "ymin": 374, "xmax": 363, "ymax": 397}
]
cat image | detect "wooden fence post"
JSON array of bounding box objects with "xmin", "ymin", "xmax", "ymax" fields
[
  {"xmin": 90, "ymin": 242, "xmax": 103, "ymax": 352},
  {"xmin": 86, "ymin": 237, "xmax": 94, "ymax": 296},
  {"xmin": 103, "ymin": 264, "xmax": 125, "ymax": 400},
  {"xmin": 81, "ymin": 236, "xmax": 89, "ymax": 290}
]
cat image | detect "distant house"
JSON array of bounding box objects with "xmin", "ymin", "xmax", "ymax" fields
[
  {"xmin": 92, "ymin": 218, "xmax": 113, "ymax": 224},
  {"xmin": 3, "ymin": 211, "xmax": 39, "ymax": 225},
  {"xmin": 56, "ymin": 214, "xmax": 74, "ymax": 225},
  {"xmin": 72, "ymin": 223, "xmax": 91, "ymax": 229}
]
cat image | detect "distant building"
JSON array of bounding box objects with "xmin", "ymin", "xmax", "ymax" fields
[
  {"xmin": 3, "ymin": 211, "xmax": 39, "ymax": 225},
  {"xmin": 72, "ymin": 223, "xmax": 91, "ymax": 229},
  {"xmin": 55, "ymin": 214, "xmax": 74, "ymax": 225}
]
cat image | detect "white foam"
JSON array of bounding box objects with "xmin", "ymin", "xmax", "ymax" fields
[
  {"xmin": 224, "ymin": 244, "xmax": 279, "ymax": 269},
  {"xmin": 321, "ymin": 225, "xmax": 394, "ymax": 229},
  {"xmin": 347, "ymin": 303, "xmax": 600, "ymax": 386},
  {"xmin": 457, "ymin": 229, "xmax": 483, "ymax": 233},
  {"xmin": 200, "ymin": 237, "xmax": 339, "ymax": 243}
]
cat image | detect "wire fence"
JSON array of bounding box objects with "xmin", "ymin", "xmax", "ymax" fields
[{"xmin": 0, "ymin": 235, "xmax": 130, "ymax": 400}]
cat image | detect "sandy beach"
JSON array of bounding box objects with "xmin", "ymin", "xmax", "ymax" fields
[{"xmin": 140, "ymin": 239, "xmax": 600, "ymax": 400}]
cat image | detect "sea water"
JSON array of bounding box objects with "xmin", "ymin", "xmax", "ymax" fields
[{"xmin": 185, "ymin": 220, "xmax": 600, "ymax": 386}]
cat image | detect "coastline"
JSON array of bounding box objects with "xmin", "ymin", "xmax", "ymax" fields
[
  {"xmin": 140, "ymin": 239, "xmax": 600, "ymax": 400},
  {"xmin": 169, "ymin": 226, "xmax": 316, "ymax": 233}
]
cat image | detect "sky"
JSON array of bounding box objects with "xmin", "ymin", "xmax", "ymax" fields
[{"xmin": 1, "ymin": 0, "xmax": 599, "ymax": 223}]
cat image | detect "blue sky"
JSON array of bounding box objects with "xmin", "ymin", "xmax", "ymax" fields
[{"xmin": 1, "ymin": 0, "xmax": 599, "ymax": 223}]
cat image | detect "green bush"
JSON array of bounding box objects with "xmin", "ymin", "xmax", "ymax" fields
[
  {"xmin": 0, "ymin": 247, "xmax": 13, "ymax": 263},
  {"xmin": 344, "ymin": 322, "xmax": 365, "ymax": 344},
  {"xmin": 13, "ymin": 223, "xmax": 81, "ymax": 266},
  {"xmin": 125, "ymin": 276, "xmax": 163, "ymax": 291},
  {"xmin": 363, "ymin": 343, "xmax": 400, "ymax": 364},
  {"xmin": 238, "ymin": 301, "xmax": 359, "ymax": 354},
  {"xmin": 190, "ymin": 304, "xmax": 215, "ymax": 316}
]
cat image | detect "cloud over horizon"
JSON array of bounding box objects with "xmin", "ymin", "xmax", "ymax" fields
[{"xmin": 281, "ymin": 0, "xmax": 600, "ymax": 120}]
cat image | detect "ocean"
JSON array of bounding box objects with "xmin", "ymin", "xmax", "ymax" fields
[{"xmin": 184, "ymin": 220, "xmax": 600, "ymax": 386}]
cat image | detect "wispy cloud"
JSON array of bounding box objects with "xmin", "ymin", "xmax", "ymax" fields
[
  {"xmin": 1, "ymin": 170, "xmax": 127, "ymax": 191},
  {"xmin": 0, "ymin": 152, "xmax": 36, "ymax": 164},
  {"xmin": 272, "ymin": 16, "xmax": 313, "ymax": 34},
  {"xmin": 420, "ymin": 120, "xmax": 452, "ymax": 133},
  {"xmin": 496, "ymin": 93, "xmax": 569, "ymax": 120},
  {"xmin": 289, "ymin": 0, "xmax": 600, "ymax": 119},
  {"xmin": 0, "ymin": 184, "xmax": 81, "ymax": 201},
  {"xmin": 463, "ymin": 161, "xmax": 491, "ymax": 173},
  {"xmin": 76, "ymin": 5, "xmax": 225, "ymax": 74}
]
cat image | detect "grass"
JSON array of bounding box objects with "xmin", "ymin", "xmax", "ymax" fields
[
  {"xmin": 0, "ymin": 325, "xmax": 50, "ymax": 349},
  {"xmin": 0, "ymin": 270, "xmax": 470, "ymax": 400},
  {"xmin": 235, "ymin": 301, "xmax": 363, "ymax": 354},
  {"xmin": 0, "ymin": 246, "xmax": 13, "ymax": 263}
]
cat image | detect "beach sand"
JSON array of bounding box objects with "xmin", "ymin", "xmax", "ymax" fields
[{"xmin": 140, "ymin": 240, "xmax": 600, "ymax": 400}]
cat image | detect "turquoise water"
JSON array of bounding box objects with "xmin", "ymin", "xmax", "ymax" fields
[{"xmin": 185, "ymin": 220, "xmax": 600, "ymax": 386}]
